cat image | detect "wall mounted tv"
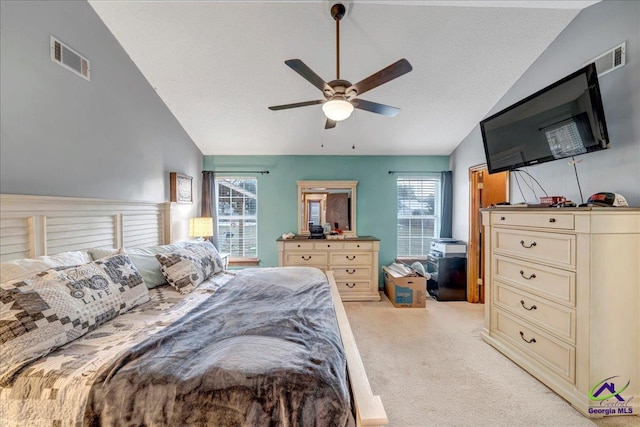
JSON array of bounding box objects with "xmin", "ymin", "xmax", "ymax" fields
[{"xmin": 480, "ymin": 63, "xmax": 609, "ymax": 174}]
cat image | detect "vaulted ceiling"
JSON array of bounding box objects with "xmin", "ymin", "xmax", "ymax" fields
[{"xmin": 89, "ymin": 0, "xmax": 599, "ymax": 156}]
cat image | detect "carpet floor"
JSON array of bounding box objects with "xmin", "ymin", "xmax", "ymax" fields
[{"xmin": 343, "ymin": 294, "xmax": 638, "ymax": 427}]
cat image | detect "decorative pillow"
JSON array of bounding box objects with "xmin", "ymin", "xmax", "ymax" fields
[
  {"xmin": 0, "ymin": 252, "xmax": 149, "ymax": 385},
  {"xmin": 86, "ymin": 239, "xmax": 206, "ymax": 289},
  {"xmin": 155, "ymin": 241, "xmax": 224, "ymax": 294},
  {"xmin": 0, "ymin": 251, "xmax": 93, "ymax": 283}
]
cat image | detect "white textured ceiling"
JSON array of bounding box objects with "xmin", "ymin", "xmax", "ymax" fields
[{"xmin": 88, "ymin": 0, "xmax": 598, "ymax": 155}]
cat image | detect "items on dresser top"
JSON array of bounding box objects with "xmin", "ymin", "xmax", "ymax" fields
[
  {"xmin": 481, "ymin": 207, "xmax": 640, "ymax": 418},
  {"xmin": 277, "ymin": 236, "xmax": 380, "ymax": 301}
]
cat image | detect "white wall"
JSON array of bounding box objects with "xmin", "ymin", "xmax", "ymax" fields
[
  {"xmin": 0, "ymin": 1, "xmax": 203, "ymax": 242},
  {"xmin": 450, "ymin": 0, "xmax": 640, "ymax": 241}
]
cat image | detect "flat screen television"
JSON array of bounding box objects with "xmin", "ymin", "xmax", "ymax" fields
[{"xmin": 480, "ymin": 63, "xmax": 609, "ymax": 174}]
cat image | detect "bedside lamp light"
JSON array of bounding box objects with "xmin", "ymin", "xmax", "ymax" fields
[{"xmin": 189, "ymin": 217, "xmax": 214, "ymax": 238}]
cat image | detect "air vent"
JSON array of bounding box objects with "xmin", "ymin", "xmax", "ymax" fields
[
  {"xmin": 50, "ymin": 36, "xmax": 90, "ymax": 81},
  {"xmin": 585, "ymin": 42, "xmax": 626, "ymax": 78}
]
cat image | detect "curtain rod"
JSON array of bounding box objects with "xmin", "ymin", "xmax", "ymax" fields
[
  {"xmin": 203, "ymin": 170, "xmax": 270, "ymax": 175},
  {"xmin": 388, "ymin": 170, "xmax": 446, "ymax": 174}
]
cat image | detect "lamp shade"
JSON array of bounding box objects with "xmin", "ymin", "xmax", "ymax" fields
[
  {"xmin": 189, "ymin": 217, "xmax": 214, "ymax": 238},
  {"xmin": 322, "ymin": 98, "xmax": 354, "ymax": 121}
]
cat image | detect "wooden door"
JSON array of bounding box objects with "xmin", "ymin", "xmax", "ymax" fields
[{"xmin": 467, "ymin": 166, "xmax": 508, "ymax": 303}]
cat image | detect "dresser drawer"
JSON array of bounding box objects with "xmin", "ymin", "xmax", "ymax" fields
[
  {"xmin": 344, "ymin": 241, "xmax": 374, "ymax": 250},
  {"xmin": 330, "ymin": 252, "xmax": 372, "ymax": 265},
  {"xmin": 492, "ymin": 309, "xmax": 575, "ymax": 384},
  {"xmin": 492, "ymin": 212, "xmax": 574, "ymax": 230},
  {"xmin": 283, "ymin": 252, "xmax": 328, "ymax": 266},
  {"xmin": 493, "ymin": 228, "xmax": 575, "ymax": 269},
  {"xmin": 332, "ymin": 266, "xmax": 372, "ymax": 279},
  {"xmin": 283, "ymin": 241, "xmax": 315, "ymax": 251},
  {"xmin": 335, "ymin": 280, "xmax": 372, "ymax": 293},
  {"xmin": 493, "ymin": 255, "xmax": 575, "ymax": 306},
  {"xmin": 494, "ymin": 283, "xmax": 575, "ymax": 343},
  {"xmin": 314, "ymin": 241, "xmax": 343, "ymax": 250}
]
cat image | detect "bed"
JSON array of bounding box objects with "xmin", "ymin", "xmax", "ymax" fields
[{"xmin": 0, "ymin": 194, "xmax": 387, "ymax": 426}]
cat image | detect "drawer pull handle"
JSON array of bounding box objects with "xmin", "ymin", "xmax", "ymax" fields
[
  {"xmin": 345, "ymin": 283, "xmax": 356, "ymax": 288},
  {"xmin": 549, "ymin": 218, "xmax": 556, "ymax": 223},
  {"xmin": 301, "ymin": 256, "xmax": 312, "ymax": 261},
  {"xmin": 520, "ymin": 240, "xmax": 537, "ymax": 249},
  {"xmin": 346, "ymin": 269, "xmax": 356, "ymax": 274},
  {"xmin": 346, "ymin": 255, "xmax": 356, "ymax": 260},
  {"xmin": 357, "ymin": 244, "xmax": 360, "ymax": 248},
  {"xmin": 520, "ymin": 300, "xmax": 537, "ymax": 311},
  {"xmin": 297, "ymin": 244, "xmax": 301, "ymax": 248},
  {"xmin": 519, "ymin": 331, "xmax": 537, "ymax": 344},
  {"xmin": 519, "ymin": 270, "xmax": 536, "ymax": 280},
  {"xmin": 500, "ymin": 216, "xmax": 506, "ymax": 221}
]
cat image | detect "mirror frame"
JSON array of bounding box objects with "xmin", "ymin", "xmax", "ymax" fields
[{"xmin": 297, "ymin": 180, "xmax": 357, "ymax": 237}]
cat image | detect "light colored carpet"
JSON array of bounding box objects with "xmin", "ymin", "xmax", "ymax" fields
[{"xmin": 343, "ymin": 294, "xmax": 638, "ymax": 427}]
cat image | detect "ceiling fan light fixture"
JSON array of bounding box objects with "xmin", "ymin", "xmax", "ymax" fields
[{"xmin": 322, "ymin": 98, "xmax": 353, "ymax": 121}]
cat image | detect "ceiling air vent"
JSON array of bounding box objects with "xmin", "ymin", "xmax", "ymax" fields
[
  {"xmin": 585, "ymin": 42, "xmax": 626, "ymax": 78},
  {"xmin": 50, "ymin": 36, "xmax": 90, "ymax": 81}
]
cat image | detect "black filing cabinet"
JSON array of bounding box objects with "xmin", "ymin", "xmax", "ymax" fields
[{"xmin": 425, "ymin": 254, "xmax": 467, "ymax": 301}]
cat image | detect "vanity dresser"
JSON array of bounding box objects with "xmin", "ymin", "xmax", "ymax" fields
[
  {"xmin": 280, "ymin": 180, "xmax": 381, "ymax": 301},
  {"xmin": 277, "ymin": 236, "xmax": 380, "ymax": 301},
  {"xmin": 481, "ymin": 207, "xmax": 639, "ymax": 417}
]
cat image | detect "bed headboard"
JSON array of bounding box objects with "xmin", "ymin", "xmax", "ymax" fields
[{"xmin": 0, "ymin": 194, "xmax": 171, "ymax": 262}]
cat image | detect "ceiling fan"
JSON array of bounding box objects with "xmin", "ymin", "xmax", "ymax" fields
[{"xmin": 268, "ymin": 3, "xmax": 412, "ymax": 129}]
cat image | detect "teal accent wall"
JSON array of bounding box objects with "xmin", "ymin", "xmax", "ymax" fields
[{"xmin": 204, "ymin": 155, "xmax": 449, "ymax": 285}]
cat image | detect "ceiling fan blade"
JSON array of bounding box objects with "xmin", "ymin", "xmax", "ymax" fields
[
  {"xmin": 350, "ymin": 58, "xmax": 412, "ymax": 96},
  {"xmin": 352, "ymin": 99, "xmax": 401, "ymax": 117},
  {"xmin": 268, "ymin": 99, "xmax": 324, "ymax": 111},
  {"xmin": 285, "ymin": 59, "xmax": 333, "ymax": 94},
  {"xmin": 325, "ymin": 119, "xmax": 337, "ymax": 129}
]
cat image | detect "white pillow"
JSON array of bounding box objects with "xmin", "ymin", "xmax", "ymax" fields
[{"xmin": 0, "ymin": 251, "xmax": 93, "ymax": 283}]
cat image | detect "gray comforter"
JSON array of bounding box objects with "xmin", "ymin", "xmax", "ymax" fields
[{"xmin": 83, "ymin": 267, "xmax": 354, "ymax": 427}]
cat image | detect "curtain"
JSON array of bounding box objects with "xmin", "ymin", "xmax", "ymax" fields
[
  {"xmin": 440, "ymin": 170, "xmax": 453, "ymax": 238},
  {"xmin": 201, "ymin": 171, "xmax": 218, "ymax": 248}
]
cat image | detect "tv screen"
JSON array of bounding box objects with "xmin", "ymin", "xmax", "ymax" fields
[{"xmin": 480, "ymin": 63, "xmax": 609, "ymax": 174}]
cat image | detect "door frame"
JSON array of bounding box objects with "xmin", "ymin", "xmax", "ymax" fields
[{"xmin": 467, "ymin": 164, "xmax": 509, "ymax": 303}]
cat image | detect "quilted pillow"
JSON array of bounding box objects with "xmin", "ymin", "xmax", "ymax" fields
[
  {"xmin": 0, "ymin": 252, "xmax": 149, "ymax": 385},
  {"xmin": 0, "ymin": 251, "xmax": 93, "ymax": 283},
  {"xmin": 87, "ymin": 239, "xmax": 205, "ymax": 289},
  {"xmin": 155, "ymin": 241, "xmax": 224, "ymax": 294}
]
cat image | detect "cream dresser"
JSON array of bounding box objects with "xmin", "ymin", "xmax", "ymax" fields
[
  {"xmin": 481, "ymin": 208, "xmax": 639, "ymax": 418},
  {"xmin": 277, "ymin": 236, "xmax": 380, "ymax": 301}
]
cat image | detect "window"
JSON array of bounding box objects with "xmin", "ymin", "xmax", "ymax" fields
[
  {"xmin": 397, "ymin": 176, "xmax": 441, "ymax": 257},
  {"xmin": 215, "ymin": 177, "xmax": 257, "ymax": 259}
]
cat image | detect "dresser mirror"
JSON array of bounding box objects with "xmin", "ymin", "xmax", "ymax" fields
[{"xmin": 297, "ymin": 180, "xmax": 357, "ymax": 237}]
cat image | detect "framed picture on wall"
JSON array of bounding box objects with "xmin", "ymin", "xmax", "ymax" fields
[{"xmin": 170, "ymin": 172, "xmax": 193, "ymax": 203}]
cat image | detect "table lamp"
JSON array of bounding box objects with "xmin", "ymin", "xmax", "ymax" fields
[{"xmin": 189, "ymin": 217, "xmax": 214, "ymax": 238}]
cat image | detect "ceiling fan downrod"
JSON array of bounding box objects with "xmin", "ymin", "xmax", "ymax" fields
[{"xmin": 331, "ymin": 3, "xmax": 346, "ymax": 80}]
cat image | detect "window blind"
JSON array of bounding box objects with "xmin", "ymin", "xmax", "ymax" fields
[
  {"xmin": 215, "ymin": 178, "xmax": 258, "ymax": 258},
  {"xmin": 397, "ymin": 176, "xmax": 441, "ymax": 257}
]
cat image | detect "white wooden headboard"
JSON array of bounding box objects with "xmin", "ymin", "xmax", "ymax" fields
[{"xmin": 0, "ymin": 194, "xmax": 171, "ymax": 262}]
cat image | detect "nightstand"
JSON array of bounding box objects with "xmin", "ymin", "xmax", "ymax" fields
[{"xmin": 219, "ymin": 252, "xmax": 230, "ymax": 270}]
